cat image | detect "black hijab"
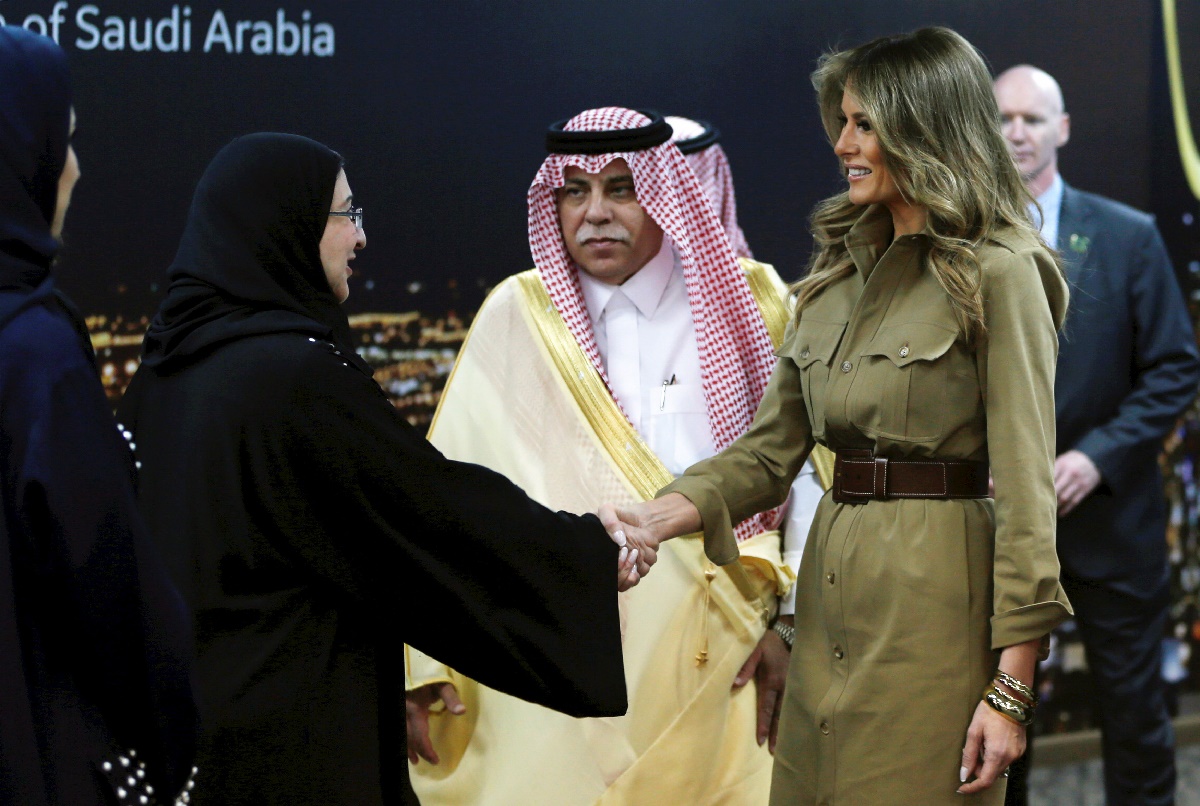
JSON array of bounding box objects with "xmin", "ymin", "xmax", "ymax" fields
[
  {"xmin": 142, "ymin": 132, "xmax": 369, "ymax": 373},
  {"xmin": 0, "ymin": 26, "xmax": 70, "ymax": 302}
]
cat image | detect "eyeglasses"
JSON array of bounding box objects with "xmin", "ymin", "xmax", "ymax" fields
[{"xmin": 329, "ymin": 207, "xmax": 364, "ymax": 230}]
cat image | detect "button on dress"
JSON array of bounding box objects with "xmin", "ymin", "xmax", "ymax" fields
[{"xmin": 663, "ymin": 205, "xmax": 1072, "ymax": 804}]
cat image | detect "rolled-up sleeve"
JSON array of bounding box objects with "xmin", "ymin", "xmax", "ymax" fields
[{"xmin": 979, "ymin": 249, "xmax": 1074, "ymax": 648}]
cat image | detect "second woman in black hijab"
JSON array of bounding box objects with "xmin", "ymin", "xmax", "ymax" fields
[
  {"xmin": 0, "ymin": 25, "xmax": 196, "ymax": 805},
  {"xmin": 117, "ymin": 132, "xmax": 631, "ymax": 805}
]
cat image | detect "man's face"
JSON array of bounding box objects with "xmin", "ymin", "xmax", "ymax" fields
[
  {"xmin": 556, "ymin": 158, "xmax": 663, "ymax": 286},
  {"xmin": 994, "ymin": 69, "xmax": 1070, "ymax": 190}
]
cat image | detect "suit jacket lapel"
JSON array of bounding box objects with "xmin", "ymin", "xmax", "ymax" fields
[{"xmin": 1057, "ymin": 184, "xmax": 1092, "ymax": 285}]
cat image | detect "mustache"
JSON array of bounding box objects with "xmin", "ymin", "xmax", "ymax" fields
[{"xmin": 574, "ymin": 225, "xmax": 631, "ymax": 247}]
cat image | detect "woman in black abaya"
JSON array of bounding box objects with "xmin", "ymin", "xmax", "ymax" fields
[
  {"xmin": 117, "ymin": 133, "xmax": 630, "ymax": 805},
  {"xmin": 0, "ymin": 26, "xmax": 197, "ymax": 805}
]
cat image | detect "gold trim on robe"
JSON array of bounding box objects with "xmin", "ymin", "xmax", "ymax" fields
[{"xmin": 406, "ymin": 261, "xmax": 822, "ymax": 805}]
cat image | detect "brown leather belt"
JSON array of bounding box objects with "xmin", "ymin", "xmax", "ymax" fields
[{"xmin": 832, "ymin": 449, "xmax": 989, "ymax": 504}]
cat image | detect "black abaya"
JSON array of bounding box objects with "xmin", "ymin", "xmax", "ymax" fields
[
  {"xmin": 119, "ymin": 133, "xmax": 626, "ymax": 805},
  {"xmin": 0, "ymin": 26, "xmax": 197, "ymax": 805}
]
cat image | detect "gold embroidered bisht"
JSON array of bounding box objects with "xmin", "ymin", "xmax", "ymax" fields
[
  {"xmin": 405, "ymin": 259, "xmax": 833, "ymax": 805},
  {"xmin": 662, "ymin": 206, "xmax": 1073, "ymax": 805}
]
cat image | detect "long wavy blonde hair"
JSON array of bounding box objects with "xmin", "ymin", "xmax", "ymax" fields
[{"xmin": 791, "ymin": 27, "xmax": 1060, "ymax": 342}]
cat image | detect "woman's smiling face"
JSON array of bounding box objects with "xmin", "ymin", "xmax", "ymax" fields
[{"xmin": 834, "ymin": 90, "xmax": 901, "ymax": 209}]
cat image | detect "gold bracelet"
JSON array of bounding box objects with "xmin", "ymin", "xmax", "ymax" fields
[
  {"xmin": 993, "ymin": 682, "xmax": 1034, "ymax": 708},
  {"xmin": 984, "ymin": 689, "xmax": 1032, "ymax": 726},
  {"xmin": 984, "ymin": 698, "xmax": 1028, "ymax": 727},
  {"xmin": 995, "ymin": 671, "xmax": 1036, "ymax": 705},
  {"xmin": 987, "ymin": 683, "xmax": 1033, "ymax": 713},
  {"xmin": 982, "ymin": 686, "xmax": 1034, "ymax": 726}
]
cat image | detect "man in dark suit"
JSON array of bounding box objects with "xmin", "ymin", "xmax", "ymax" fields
[{"xmin": 995, "ymin": 64, "xmax": 1200, "ymax": 806}]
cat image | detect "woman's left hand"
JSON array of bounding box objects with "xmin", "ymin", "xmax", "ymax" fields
[{"xmin": 956, "ymin": 700, "xmax": 1026, "ymax": 794}]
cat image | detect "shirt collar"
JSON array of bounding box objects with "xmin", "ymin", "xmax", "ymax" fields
[
  {"xmin": 1030, "ymin": 172, "xmax": 1064, "ymax": 241},
  {"xmin": 843, "ymin": 204, "xmax": 928, "ymax": 280},
  {"xmin": 580, "ymin": 235, "xmax": 677, "ymax": 330},
  {"xmin": 844, "ymin": 203, "xmax": 895, "ymax": 248}
]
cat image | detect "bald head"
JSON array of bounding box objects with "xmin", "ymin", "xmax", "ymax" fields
[
  {"xmin": 996, "ymin": 65, "xmax": 1065, "ymax": 115},
  {"xmin": 994, "ymin": 64, "xmax": 1071, "ymax": 196}
]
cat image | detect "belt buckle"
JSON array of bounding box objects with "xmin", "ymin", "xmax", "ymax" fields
[
  {"xmin": 832, "ymin": 453, "xmax": 860, "ymax": 504},
  {"xmin": 873, "ymin": 455, "xmax": 889, "ymax": 500}
]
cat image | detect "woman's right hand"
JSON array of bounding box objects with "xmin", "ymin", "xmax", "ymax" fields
[
  {"xmin": 597, "ymin": 493, "xmax": 703, "ymax": 580},
  {"xmin": 598, "ymin": 500, "xmax": 660, "ymax": 580}
]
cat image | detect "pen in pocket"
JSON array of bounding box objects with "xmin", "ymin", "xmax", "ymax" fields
[{"xmin": 660, "ymin": 373, "xmax": 677, "ymax": 411}]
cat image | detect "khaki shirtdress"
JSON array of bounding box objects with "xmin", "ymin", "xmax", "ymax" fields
[{"xmin": 662, "ymin": 205, "xmax": 1073, "ymax": 805}]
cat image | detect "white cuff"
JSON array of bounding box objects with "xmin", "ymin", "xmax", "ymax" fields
[{"xmin": 779, "ymin": 460, "xmax": 823, "ymax": 616}]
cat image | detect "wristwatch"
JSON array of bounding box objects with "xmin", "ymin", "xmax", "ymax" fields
[{"xmin": 771, "ymin": 619, "xmax": 795, "ymax": 650}]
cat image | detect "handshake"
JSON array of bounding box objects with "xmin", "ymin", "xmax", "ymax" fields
[{"xmin": 600, "ymin": 493, "xmax": 703, "ymax": 592}]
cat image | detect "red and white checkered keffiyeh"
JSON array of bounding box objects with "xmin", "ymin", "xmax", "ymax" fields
[
  {"xmin": 682, "ymin": 146, "xmax": 753, "ymax": 259},
  {"xmin": 528, "ymin": 107, "xmax": 777, "ymax": 542}
]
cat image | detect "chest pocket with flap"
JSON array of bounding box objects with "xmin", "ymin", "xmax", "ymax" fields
[
  {"xmin": 849, "ymin": 321, "xmax": 975, "ymax": 442},
  {"xmin": 782, "ymin": 318, "xmax": 847, "ymax": 438}
]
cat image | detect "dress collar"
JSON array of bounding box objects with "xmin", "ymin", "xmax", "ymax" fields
[{"xmin": 844, "ymin": 204, "xmax": 929, "ymax": 280}]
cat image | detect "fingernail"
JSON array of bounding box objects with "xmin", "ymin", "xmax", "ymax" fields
[
  {"xmin": 959, "ymin": 767, "xmax": 968, "ymax": 783},
  {"xmin": 614, "ymin": 529, "xmax": 627, "ymax": 547},
  {"xmin": 619, "ymin": 547, "xmax": 628, "ymax": 564},
  {"xmin": 629, "ymin": 549, "xmax": 638, "ymax": 564}
]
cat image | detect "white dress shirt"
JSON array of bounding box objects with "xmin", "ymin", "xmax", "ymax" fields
[
  {"xmin": 580, "ymin": 237, "xmax": 715, "ymax": 475},
  {"xmin": 1029, "ymin": 172, "xmax": 1064, "ymax": 247}
]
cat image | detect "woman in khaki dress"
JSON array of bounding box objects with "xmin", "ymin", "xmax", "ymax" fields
[{"xmin": 601, "ymin": 27, "xmax": 1071, "ymax": 804}]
